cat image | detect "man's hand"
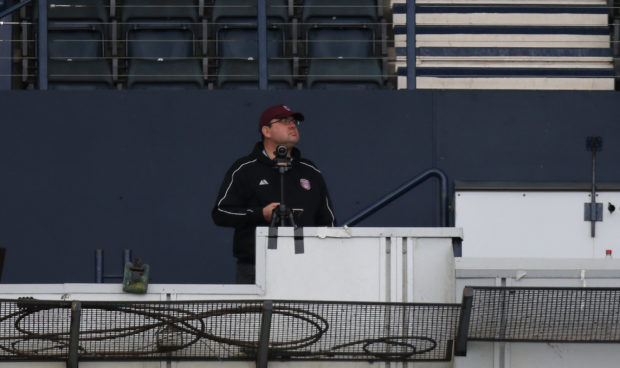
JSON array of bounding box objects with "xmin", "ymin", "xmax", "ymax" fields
[{"xmin": 263, "ymin": 202, "xmax": 280, "ymax": 222}]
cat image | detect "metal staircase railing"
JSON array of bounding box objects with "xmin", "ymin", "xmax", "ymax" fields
[{"xmin": 343, "ymin": 168, "xmax": 449, "ymax": 227}]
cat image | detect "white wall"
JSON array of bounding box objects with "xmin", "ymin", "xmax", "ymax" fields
[{"xmin": 456, "ymin": 191, "xmax": 620, "ymax": 258}]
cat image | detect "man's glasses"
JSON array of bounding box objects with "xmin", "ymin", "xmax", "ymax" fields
[{"xmin": 267, "ymin": 118, "xmax": 301, "ymax": 127}]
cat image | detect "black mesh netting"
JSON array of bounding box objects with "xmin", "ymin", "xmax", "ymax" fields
[
  {"xmin": 467, "ymin": 287, "xmax": 620, "ymax": 343},
  {"xmin": 0, "ymin": 299, "xmax": 461, "ymax": 361}
]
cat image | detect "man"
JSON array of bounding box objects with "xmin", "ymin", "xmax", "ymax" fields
[{"xmin": 212, "ymin": 104, "xmax": 337, "ymax": 284}]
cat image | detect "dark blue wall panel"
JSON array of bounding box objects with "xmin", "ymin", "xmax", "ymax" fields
[
  {"xmin": 0, "ymin": 90, "xmax": 618, "ymax": 284},
  {"xmin": 434, "ymin": 91, "xmax": 620, "ymax": 182}
]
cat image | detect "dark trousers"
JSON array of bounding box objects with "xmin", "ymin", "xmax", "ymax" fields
[{"xmin": 235, "ymin": 260, "xmax": 255, "ymax": 284}]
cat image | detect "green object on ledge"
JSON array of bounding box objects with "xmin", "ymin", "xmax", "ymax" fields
[{"xmin": 122, "ymin": 258, "xmax": 150, "ymax": 294}]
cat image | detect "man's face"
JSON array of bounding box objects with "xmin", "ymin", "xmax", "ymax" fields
[{"xmin": 263, "ymin": 116, "xmax": 300, "ymax": 147}]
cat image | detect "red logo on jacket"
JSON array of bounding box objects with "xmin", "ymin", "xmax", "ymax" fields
[{"xmin": 300, "ymin": 178, "xmax": 311, "ymax": 190}]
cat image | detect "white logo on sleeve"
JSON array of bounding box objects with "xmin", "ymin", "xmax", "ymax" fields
[{"xmin": 259, "ymin": 179, "xmax": 269, "ymax": 186}]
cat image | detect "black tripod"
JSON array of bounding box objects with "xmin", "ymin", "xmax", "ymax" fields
[
  {"xmin": 269, "ymin": 145, "xmax": 297, "ymax": 228},
  {"xmin": 267, "ymin": 145, "xmax": 305, "ymax": 254}
]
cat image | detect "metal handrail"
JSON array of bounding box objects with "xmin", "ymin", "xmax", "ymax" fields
[{"xmin": 343, "ymin": 168, "xmax": 449, "ymax": 227}]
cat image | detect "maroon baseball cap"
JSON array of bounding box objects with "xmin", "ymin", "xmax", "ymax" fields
[{"xmin": 259, "ymin": 104, "xmax": 305, "ymax": 132}]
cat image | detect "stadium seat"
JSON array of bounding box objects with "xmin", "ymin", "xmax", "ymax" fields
[
  {"xmin": 307, "ymin": 28, "xmax": 374, "ymax": 58},
  {"xmin": 211, "ymin": 0, "xmax": 289, "ymax": 25},
  {"xmin": 48, "ymin": 0, "xmax": 109, "ymax": 23},
  {"xmin": 217, "ymin": 28, "xmax": 284, "ymax": 60},
  {"xmin": 211, "ymin": 0, "xmax": 290, "ymax": 54},
  {"xmin": 301, "ymin": 0, "xmax": 385, "ymax": 88},
  {"xmin": 121, "ymin": 0, "xmax": 205, "ymax": 89},
  {"xmin": 126, "ymin": 59, "xmax": 204, "ymax": 89},
  {"xmin": 306, "ymin": 59, "xmax": 383, "ymax": 89},
  {"xmin": 301, "ymin": 0, "xmax": 379, "ymax": 23},
  {"xmin": 215, "ymin": 28, "xmax": 292, "ymax": 89},
  {"xmin": 212, "ymin": 0, "xmax": 293, "ymax": 89},
  {"xmin": 301, "ymin": 0, "xmax": 380, "ymax": 56},
  {"xmin": 44, "ymin": 0, "xmax": 114, "ymax": 89},
  {"xmin": 48, "ymin": 31, "xmax": 113, "ymax": 90},
  {"xmin": 120, "ymin": 0, "xmax": 199, "ymax": 21},
  {"xmin": 216, "ymin": 60, "xmax": 294, "ymax": 89}
]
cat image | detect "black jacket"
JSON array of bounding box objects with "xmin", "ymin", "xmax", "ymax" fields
[{"xmin": 212, "ymin": 142, "xmax": 336, "ymax": 261}]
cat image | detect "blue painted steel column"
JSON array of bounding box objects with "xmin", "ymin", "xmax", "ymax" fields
[
  {"xmin": 0, "ymin": 7, "xmax": 11, "ymax": 89},
  {"xmin": 38, "ymin": 0, "xmax": 48, "ymax": 90},
  {"xmin": 257, "ymin": 0, "xmax": 268, "ymax": 89},
  {"xmin": 406, "ymin": 0, "xmax": 416, "ymax": 89}
]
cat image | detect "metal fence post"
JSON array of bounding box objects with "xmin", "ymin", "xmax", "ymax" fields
[
  {"xmin": 455, "ymin": 287, "xmax": 473, "ymax": 356},
  {"xmin": 67, "ymin": 301, "xmax": 82, "ymax": 368},
  {"xmin": 256, "ymin": 301, "xmax": 273, "ymax": 368}
]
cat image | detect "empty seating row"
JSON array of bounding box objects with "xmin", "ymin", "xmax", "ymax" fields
[
  {"xmin": 391, "ymin": 0, "xmax": 615, "ymax": 90},
  {"xmin": 17, "ymin": 0, "xmax": 390, "ymax": 89}
]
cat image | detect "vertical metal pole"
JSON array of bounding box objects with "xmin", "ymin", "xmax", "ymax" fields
[
  {"xmin": 455, "ymin": 287, "xmax": 473, "ymax": 356},
  {"xmin": 406, "ymin": 0, "xmax": 416, "ymax": 89},
  {"xmin": 122, "ymin": 249, "xmax": 132, "ymax": 266},
  {"xmin": 383, "ymin": 237, "xmax": 392, "ymax": 368},
  {"xmin": 498, "ymin": 280, "xmax": 507, "ymax": 340},
  {"xmin": 257, "ymin": 0, "xmax": 268, "ymax": 89},
  {"xmin": 614, "ymin": 20, "xmax": 620, "ymax": 56},
  {"xmin": 591, "ymin": 150, "xmax": 596, "ymax": 237},
  {"xmin": 256, "ymin": 301, "xmax": 273, "ymax": 368},
  {"xmin": 0, "ymin": 247, "xmax": 6, "ymax": 281},
  {"xmin": 0, "ymin": 6, "xmax": 11, "ymax": 90},
  {"xmin": 438, "ymin": 170, "xmax": 448, "ymax": 227},
  {"xmin": 279, "ymin": 167, "xmax": 285, "ymax": 225},
  {"xmin": 94, "ymin": 249, "xmax": 103, "ymax": 283},
  {"xmin": 37, "ymin": 0, "xmax": 48, "ymax": 90},
  {"xmin": 67, "ymin": 301, "xmax": 81, "ymax": 368},
  {"xmin": 585, "ymin": 136, "xmax": 602, "ymax": 238}
]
